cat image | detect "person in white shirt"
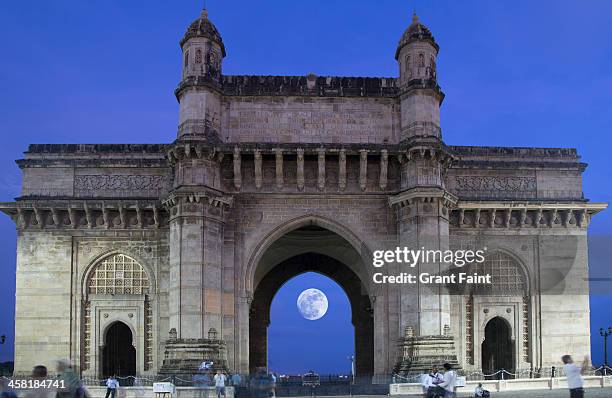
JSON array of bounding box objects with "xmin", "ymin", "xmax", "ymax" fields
[
  {"xmin": 474, "ymin": 383, "xmax": 489, "ymax": 397},
  {"xmin": 105, "ymin": 375, "xmax": 119, "ymax": 398},
  {"xmin": 434, "ymin": 363, "xmax": 457, "ymax": 398},
  {"xmin": 214, "ymin": 370, "xmax": 227, "ymax": 398},
  {"xmin": 421, "ymin": 365, "xmax": 444, "ymax": 398},
  {"xmin": 562, "ymin": 355, "xmax": 589, "ymax": 398}
]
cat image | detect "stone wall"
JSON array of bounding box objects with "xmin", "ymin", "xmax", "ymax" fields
[{"xmin": 221, "ymin": 96, "xmax": 401, "ymax": 144}]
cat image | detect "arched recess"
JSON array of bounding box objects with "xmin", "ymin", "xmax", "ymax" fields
[
  {"xmin": 464, "ymin": 249, "xmax": 531, "ymax": 372},
  {"xmin": 81, "ymin": 253, "xmax": 154, "ymax": 377},
  {"xmin": 249, "ymin": 252, "xmax": 374, "ymax": 376}
]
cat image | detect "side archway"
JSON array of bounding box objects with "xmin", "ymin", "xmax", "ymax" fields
[{"xmin": 81, "ymin": 253, "xmax": 154, "ymax": 377}]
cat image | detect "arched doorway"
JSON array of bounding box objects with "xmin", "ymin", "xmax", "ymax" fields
[
  {"xmin": 248, "ymin": 224, "xmax": 374, "ymax": 376},
  {"xmin": 102, "ymin": 322, "xmax": 136, "ymax": 377},
  {"xmin": 481, "ymin": 317, "xmax": 514, "ymax": 377}
]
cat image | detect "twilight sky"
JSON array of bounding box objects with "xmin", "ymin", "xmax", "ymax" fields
[{"xmin": 0, "ymin": 0, "xmax": 611, "ymax": 372}]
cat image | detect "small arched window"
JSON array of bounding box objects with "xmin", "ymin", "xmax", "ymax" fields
[
  {"xmin": 418, "ymin": 53, "xmax": 425, "ymax": 67},
  {"xmin": 405, "ymin": 55, "xmax": 411, "ymax": 75},
  {"xmin": 88, "ymin": 254, "xmax": 150, "ymax": 295},
  {"xmin": 195, "ymin": 49, "xmax": 203, "ymax": 64},
  {"xmin": 184, "ymin": 51, "xmax": 189, "ymax": 68}
]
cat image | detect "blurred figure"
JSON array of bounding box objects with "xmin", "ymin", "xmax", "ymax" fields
[
  {"xmin": 562, "ymin": 355, "xmax": 590, "ymax": 398},
  {"xmin": 25, "ymin": 365, "xmax": 55, "ymax": 398},
  {"xmin": 422, "ymin": 365, "xmax": 443, "ymax": 398},
  {"xmin": 55, "ymin": 359, "xmax": 82, "ymax": 398},
  {"xmin": 269, "ymin": 372, "xmax": 276, "ymax": 398},
  {"xmin": 434, "ymin": 363, "xmax": 457, "ymax": 398},
  {"xmin": 230, "ymin": 373, "xmax": 241, "ymax": 387},
  {"xmin": 0, "ymin": 377, "xmax": 17, "ymax": 398},
  {"xmin": 214, "ymin": 370, "xmax": 227, "ymax": 398},
  {"xmin": 104, "ymin": 375, "xmax": 119, "ymax": 398},
  {"xmin": 474, "ymin": 383, "xmax": 489, "ymax": 398}
]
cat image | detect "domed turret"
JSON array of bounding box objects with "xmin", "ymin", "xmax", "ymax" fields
[
  {"xmin": 396, "ymin": 12, "xmax": 443, "ymax": 143},
  {"xmin": 176, "ymin": 7, "xmax": 226, "ymax": 140},
  {"xmin": 180, "ymin": 8, "xmax": 226, "ymax": 80},
  {"xmin": 396, "ymin": 12, "xmax": 439, "ymax": 86}
]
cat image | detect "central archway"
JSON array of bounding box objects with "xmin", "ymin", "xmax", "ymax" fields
[
  {"xmin": 250, "ymin": 252, "xmax": 374, "ymax": 376},
  {"xmin": 102, "ymin": 321, "xmax": 136, "ymax": 377},
  {"xmin": 247, "ymin": 220, "xmax": 375, "ymax": 377}
]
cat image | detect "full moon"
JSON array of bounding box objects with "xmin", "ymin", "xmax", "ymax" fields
[{"xmin": 297, "ymin": 288, "xmax": 328, "ymax": 320}]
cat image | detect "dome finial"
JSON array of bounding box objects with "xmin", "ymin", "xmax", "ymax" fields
[
  {"xmin": 412, "ymin": 10, "xmax": 419, "ymax": 24},
  {"xmin": 201, "ymin": 0, "xmax": 209, "ymax": 18}
]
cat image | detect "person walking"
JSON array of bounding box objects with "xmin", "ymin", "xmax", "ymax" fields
[
  {"xmin": 562, "ymin": 355, "xmax": 590, "ymax": 398},
  {"xmin": 104, "ymin": 375, "xmax": 119, "ymax": 398},
  {"xmin": 214, "ymin": 370, "xmax": 227, "ymax": 398},
  {"xmin": 434, "ymin": 363, "xmax": 457, "ymax": 398}
]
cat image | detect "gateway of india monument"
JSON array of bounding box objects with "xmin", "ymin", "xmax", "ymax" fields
[{"xmin": 0, "ymin": 6, "xmax": 606, "ymax": 379}]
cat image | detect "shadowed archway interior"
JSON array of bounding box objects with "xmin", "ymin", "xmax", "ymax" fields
[
  {"xmin": 249, "ymin": 252, "xmax": 374, "ymax": 376},
  {"xmin": 481, "ymin": 317, "xmax": 514, "ymax": 376},
  {"xmin": 103, "ymin": 321, "xmax": 136, "ymax": 377}
]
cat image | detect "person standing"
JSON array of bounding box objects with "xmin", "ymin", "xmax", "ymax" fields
[
  {"xmin": 434, "ymin": 363, "xmax": 457, "ymax": 398},
  {"xmin": 105, "ymin": 375, "xmax": 119, "ymax": 398},
  {"xmin": 562, "ymin": 355, "xmax": 590, "ymax": 398},
  {"xmin": 214, "ymin": 370, "xmax": 227, "ymax": 398},
  {"xmin": 269, "ymin": 372, "xmax": 277, "ymax": 398}
]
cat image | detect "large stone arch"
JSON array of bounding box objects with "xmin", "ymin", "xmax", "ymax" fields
[{"xmin": 241, "ymin": 215, "xmax": 382, "ymax": 377}]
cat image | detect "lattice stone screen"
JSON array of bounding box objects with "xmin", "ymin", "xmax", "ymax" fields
[
  {"xmin": 88, "ymin": 254, "xmax": 149, "ymax": 295},
  {"xmin": 471, "ymin": 251, "xmax": 527, "ymax": 295}
]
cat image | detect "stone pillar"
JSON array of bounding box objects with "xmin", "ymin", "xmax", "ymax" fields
[
  {"xmin": 163, "ymin": 191, "xmax": 231, "ymax": 375},
  {"xmin": 390, "ymin": 149, "xmax": 459, "ymax": 374}
]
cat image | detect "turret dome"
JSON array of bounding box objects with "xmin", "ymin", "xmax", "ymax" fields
[
  {"xmin": 180, "ymin": 9, "xmax": 226, "ymax": 57},
  {"xmin": 395, "ymin": 12, "xmax": 438, "ymax": 60}
]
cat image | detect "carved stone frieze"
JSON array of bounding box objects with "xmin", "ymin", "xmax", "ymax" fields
[
  {"xmin": 74, "ymin": 175, "xmax": 169, "ymax": 197},
  {"xmin": 454, "ymin": 176, "xmax": 536, "ymax": 193}
]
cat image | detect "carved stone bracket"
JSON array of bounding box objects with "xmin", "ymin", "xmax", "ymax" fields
[
  {"xmin": 359, "ymin": 150, "xmax": 368, "ymax": 191},
  {"xmin": 254, "ymin": 150, "xmax": 263, "ymax": 190},
  {"xmin": 339, "ymin": 149, "xmax": 347, "ymax": 191},
  {"xmin": 296, "ymin": 148, "xmax": 305, "ymax": 191},
  {"xmin": 274, "ymin": 148, "xmax": 284, "ymax": 189},
  {"xmin": 379, "ymin": 149, "xmax": 388, "ymax": 191},
  {"xmin": 317, "ymin": 148, "xmax": 326, "ymax": 191},
  {"xmin": 233, "ymin": 146, "xmax": 242, "ymax": 190}
]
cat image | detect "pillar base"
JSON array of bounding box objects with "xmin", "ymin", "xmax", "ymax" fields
[
  {"xmin": 160, "ymin": 338, "xmax": 228, "ymax": 375},
  {"xmin": 394, "ymin": 335, "xmax": 460, "ymax": 375}
]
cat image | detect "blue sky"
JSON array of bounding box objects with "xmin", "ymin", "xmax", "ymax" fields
[{"xmin": 0, "ymin": 0, "xmax": 611, "ymax": 372}]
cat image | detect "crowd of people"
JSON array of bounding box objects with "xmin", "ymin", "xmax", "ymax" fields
[
  {"xmin": 0, "ymin": 354, "xmax": 595, "ymax": 398},
  {"xmin": 418, "ymin": 354, "xmax": 591, "ymax": 398}
]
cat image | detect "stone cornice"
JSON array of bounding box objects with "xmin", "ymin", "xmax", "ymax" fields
[
  {"xmin": 0, "ymin": 199, "xmax": 167, "ymax": 230},
  {"xmin": 451, "ymin": 201, "xmax": 607, "ymax": 229},
  {"xmin": 181, "ymin": 74, "xmax": 401, "ymax": 99}
]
